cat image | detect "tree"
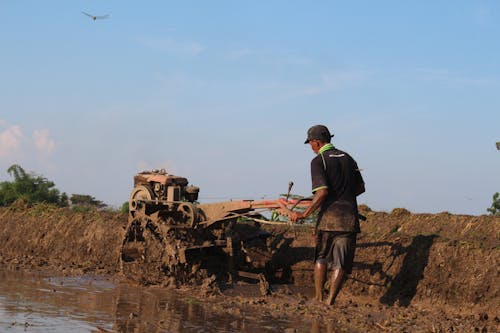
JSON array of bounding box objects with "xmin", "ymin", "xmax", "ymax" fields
[
  {"xmin": 59, "ymin": 192, "xmax": 69, "ymax": 207},
  {"xmin": 0, "ymin": 164, "xmax": 67, "ymax": 207},
  {"xmin": 70, "ymin": 194, "xmax": 107, "ymax": 210},
  {"xmin": 487, "ymin": 192, "xmax": 500, "ymax": 215}
]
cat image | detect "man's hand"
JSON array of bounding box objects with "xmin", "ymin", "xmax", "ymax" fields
[
  {"xmin": 288, "ymin": 188, "xmax": 328, "ymax": 223},
  {"xmin": 289, "ymin": 211, "xmax": 306, "ymax": 223}
]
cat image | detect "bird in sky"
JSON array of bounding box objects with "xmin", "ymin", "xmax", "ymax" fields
[{"xmin": 82, "ymin": 11, "xmax": 109, "ymax": 21}]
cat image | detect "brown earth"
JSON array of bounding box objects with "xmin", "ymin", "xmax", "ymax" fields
[{"xmin": 0, "ymin": 202, "xmax": 498, "ymax": 332}]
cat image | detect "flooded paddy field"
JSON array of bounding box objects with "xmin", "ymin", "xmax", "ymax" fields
[
  {"xmin": 0, "ymin": 205, "xmax": 498, "ymax": 332},
  {"xmin": 0, "ymin": 269, "xmax": 318, "ymax": 333},
  {"xmin": 1, "ymin": 267, "xmax": 497, "ymax": 333},
  {"xmin": 0, "ymin": 269, "xmax": 115, "ymax": 332}
]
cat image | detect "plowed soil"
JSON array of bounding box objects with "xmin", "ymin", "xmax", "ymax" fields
[{"xmin": 0, "ymin": 202, "xmax": 498, "ymax": 332}]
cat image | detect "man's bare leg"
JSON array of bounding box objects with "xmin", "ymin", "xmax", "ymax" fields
[
  {"xmin": 314, "ymin": 262, "xmax": 327, "ymax": 301},
  {"xmin": 325, "ymin": 267, "xmax": 345, "ymax": 305}
]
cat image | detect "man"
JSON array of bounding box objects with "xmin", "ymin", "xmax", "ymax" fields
[{"xmin": 290, "ymin": 125, "xmax": 365, "ymax": 306}]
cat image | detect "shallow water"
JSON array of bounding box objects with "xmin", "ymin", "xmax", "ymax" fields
[
  {"xmin": 0, "ymin": 269, "xmax": 336, "ymax": 333},
  {"xmin": 0, "ymin": 270, "xmax": 116, "ymax": 332}
]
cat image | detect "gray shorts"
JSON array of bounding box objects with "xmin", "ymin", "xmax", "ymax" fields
[{"xmin": 315, "ymin": 231, "xmax": 356, "ymax": 274}]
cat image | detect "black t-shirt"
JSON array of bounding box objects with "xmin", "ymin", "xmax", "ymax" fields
[{"xmin": 311, "ymin": 144, "xmax": 364, "ymax": 232}]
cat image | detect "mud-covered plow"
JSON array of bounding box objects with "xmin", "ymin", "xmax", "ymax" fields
[{"xmin": 120, "ymin": 169, "xmax": 308, "ymax": 286}]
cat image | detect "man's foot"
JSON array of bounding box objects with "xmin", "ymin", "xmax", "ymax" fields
[
  {"xmin": 324, "ymin": 295, "xmax": 335, "ymax": 306},
  {"xmin": 307, "ymin": 297, "xmax": 324, "ymax": 307}
]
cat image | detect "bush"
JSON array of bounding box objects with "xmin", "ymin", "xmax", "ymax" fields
[
  {"xmin": 120, "ymin": 201, "xmax": 129, "ymax": 214},
  {"xmin": 487, "ymin": 192, "xmax": 500, "ymax": 215}
]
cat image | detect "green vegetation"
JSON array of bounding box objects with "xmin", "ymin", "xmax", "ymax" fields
[
  {"xmin": 487, "ymin": 192, "xmax": 500, "ymax": 215},
  {"xmin": 0, "ymin": 164, "xmax": 68, "ymax": 207},
  {"xmin": 69, "ymin": 194, "xmax": 106, "ymax": 210},
  {"xmin": 390, "ymin": 225, "xmax": 400, "ymax": 233},
  {"xmin": 0, "ymin": 165, "xmax": 109, "ymax": 212},
  {"xmin": 120, "ymin": 201, "xmax": 129, "ymax": 214}
]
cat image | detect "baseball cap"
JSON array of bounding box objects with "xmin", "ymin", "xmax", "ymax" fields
[{"xmin": 304, "ymin": 125, "xmax": 334, "ymax": 144}]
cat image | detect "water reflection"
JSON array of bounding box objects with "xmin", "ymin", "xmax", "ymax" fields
[
  {"xmin": 0, "ymin": 269, "xmax": 345, "ymax": 333},
  {"xmin": 310, "ymin": 319, "xmax": 341, "ymax": 333},
  {"xmin": 0, "ymin": 270, "xmax": 115, "ymax": 332},
  {"xmin": 112, "ymin": 284, "xmax": 301, "ymax": 332}
]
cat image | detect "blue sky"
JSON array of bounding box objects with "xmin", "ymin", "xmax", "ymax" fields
[{"xmin": 0, "ymin": 1, "xmax": 499, "ymax": 215}]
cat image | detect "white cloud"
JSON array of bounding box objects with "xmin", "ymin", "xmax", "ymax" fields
[
  {"xmin": 299, "ymin": 70, "xmax": 370, "ymax": 96},
  {"xmin": 473, "ymin": 4, "xmax": 493, "ymax": 26},
  {"xmin": 0, "ymin": 124, "xmax": 24, "ymax": 158},
  {"xmin": 227, "ymin": 47, "xmax": 311, "ymax": 65},
  {"xmin": 418, "ymin": 68, "xmax": 497, "ymax": 86},
  {"xmin": 33, "ymin": 129, "xmax": 55, "ymax": 156},
  {"xmin": 140, "ymin": 36, "xmax": 204, "ymax": 56}
]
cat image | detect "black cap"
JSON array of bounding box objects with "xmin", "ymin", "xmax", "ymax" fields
[{"xmin": 304, "ymin": 125, "xmax": 334, "ymax": 144}]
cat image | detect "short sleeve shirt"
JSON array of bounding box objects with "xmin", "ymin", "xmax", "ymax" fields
[{"xmin": 311, "ymin": 143, "xmax": 364, "ymax": 232}]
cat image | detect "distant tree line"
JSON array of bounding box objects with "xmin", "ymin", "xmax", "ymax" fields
[
  {"xmin": 2, "ymin": 164, "xmax": 496, "ymax": 216},
  {"xmin": 0, "ymin": 164, "xmax": 107, "ymax": 210},
  {"xmin": 69, "ymin": 194, "xmax": 106, "ymax": 210}
]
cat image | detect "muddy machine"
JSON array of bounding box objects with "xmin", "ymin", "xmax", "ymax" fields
[{"xmin": 120, "ymin": 169, "xmax": 307, "ymax": 285}]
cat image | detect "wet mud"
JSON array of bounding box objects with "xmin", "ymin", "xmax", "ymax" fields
[
  {"xmin": 0, "ymin": 203, "xmax": 499, "ymax": 332},
  {"xmin": 0, "ymin": 269, "xmax": 316, "ymax": 333}
]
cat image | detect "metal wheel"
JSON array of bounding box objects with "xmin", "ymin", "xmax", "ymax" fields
[
  {"xmin": 120, "ymin": 213, "xmax": 166, "ymax": 285},
  {"xmin": 177, "ymin": 202, "xmax": 198, "ymax": 227},
  {"xmin": 129, "ymin": 185, "xmax": 153, "ymax": 217}
]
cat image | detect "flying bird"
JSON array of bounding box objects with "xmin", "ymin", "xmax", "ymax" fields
[{"xmin": 82, "ymin": 11, "xmax": 109, "ymax": 21}]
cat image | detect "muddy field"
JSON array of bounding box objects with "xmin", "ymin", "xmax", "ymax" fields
[{"xmin": 0, "ymin": 202, "xmax": 498, "ymax": 332}]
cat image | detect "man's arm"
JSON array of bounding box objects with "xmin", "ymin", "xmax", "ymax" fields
[
  {"xmin": 355, "ymin": 182, "xmax": 365, "ymax": 196},
  {"xmin": 353, "ymin": 161, "xmax": 365, "ymax": 196},
  {"xmin": 289, "ymin": 188, "xmax": 328, "ymax": 222}
]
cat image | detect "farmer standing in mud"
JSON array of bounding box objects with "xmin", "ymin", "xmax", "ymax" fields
[{"xmin": 289, "ymin": 125, "xmax": 365, "ymax": 306}]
